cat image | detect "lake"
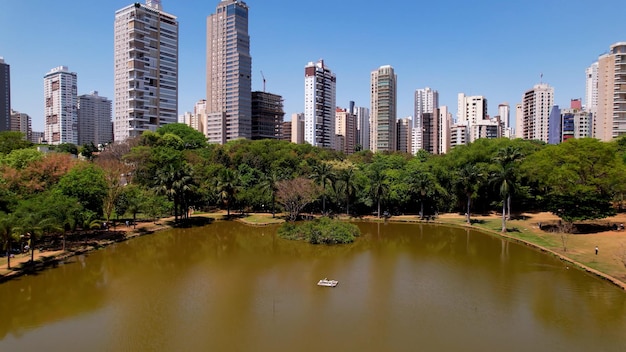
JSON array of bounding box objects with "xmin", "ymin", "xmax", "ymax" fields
[{"xmin": 1, "ymin": 221, "xmax": 625, "ymax": 351}]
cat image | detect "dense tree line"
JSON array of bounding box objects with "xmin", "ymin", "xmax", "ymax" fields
[{"xmin": 2, "ymin": 124, "xmax": 626, "ymax": 263}]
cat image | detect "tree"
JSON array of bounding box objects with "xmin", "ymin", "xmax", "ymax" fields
[
  {"xmin": 80, "ymin": 142, "xmax": 99, "ymax": 161},
  {"xmin": 153, "ymin": 163, "xmax": 195, "ymax": 222},
  {"xmin": 368, "ymin": 166, "xmax": 389, "ymax": 218},
  {"xmin": 156, "ymin": 123, "xmax": 208, "ymax": 149},
  {"xmin": 406, "ymin": 169, "xmax": 444, "ymax": 219},
  {"xmin": 276, "ymin": 177, "xmax": 319, "ymax": 222},
  {"xmin": 216, "ymin": 168, "xmax": 239, "ymax": 217},
  {"xmin": 1, "ymin": 148, "xmax": 43, "ymax": 169},
  {"xmin": 456, "ymin": 164, "xmax": 485, "ymax": 224},
  {"xmin": 490, "ymin": 163, "xmax": 516, "ymax": 232},
  {"xmin": 259, "ymin": 170, "xmax": 282, "ymax": 218},
  {"xmin": 310, "ymin": 162, "xmax": 334, "ymax": 215},
  {"xmin": 493, "ymin": 146, "xmax": 524, "ymax": 220},
  {"xmin": 337, "ymin": 165, "xmax": 357, "ymax": 216},
  {"xmin": 57, "ymin": 163, "xmax": 108, "ymax": 216},
  {"xmin": 0, "ymin": 212, "xmax": 19, "ymax": 269},
  {"xmin": 524, "ymin": 138, "xmax": 623, "ymax": 229},
  {"xmin": 0, "ymin": 131, "xmax": 32, "ymax": 154}
]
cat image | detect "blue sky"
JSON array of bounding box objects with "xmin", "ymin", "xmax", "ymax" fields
[{"xmin": 1, "ymin": 0, "xmax": 624, "ymax": 132}]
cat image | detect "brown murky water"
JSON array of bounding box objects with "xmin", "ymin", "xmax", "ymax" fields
[{"xmin": 1, "ymin": 221, "xmax": 625, "ymax": 351}]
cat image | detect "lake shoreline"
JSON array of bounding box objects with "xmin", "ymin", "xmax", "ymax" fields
[{"xmin": 2, "ymin": 212, "xmax": 626, "ymax": 291}]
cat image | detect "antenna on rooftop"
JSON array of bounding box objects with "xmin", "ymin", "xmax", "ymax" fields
[{"xmin": 261, "ymin": 71, "xmax": 266, "ymax": 92}]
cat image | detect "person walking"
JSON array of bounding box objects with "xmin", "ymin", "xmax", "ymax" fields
[{"xmin": 595, "ymin": 246, "xmax": 599, "ymax": 255}]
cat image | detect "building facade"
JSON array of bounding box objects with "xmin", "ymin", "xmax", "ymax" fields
[
  {"xmin": 304, "ymin": 60, "xmax": 336, "ymax": 149},
  {"xmin": 251, "ymin": 91, "xmax": 284, "ymax": 140},
  {"xmin": 335, "ymin": 107, "xmax": 357, "ymax": 154},
  {"xmin": 353, "ymin": 105, "xmax": 370, "ymax": 151},
  {"xmin": 370, "ymin": 65, "xmax": 397, "ymax": 152},
  {"xmin": 290, "ymin": 112, "xmax": 305, "ymax": 144},
  {"xmin": 0, "ymin": 58, "xmax": 10, "ymax": 132},
  {"xmin": 114, "ymin": 0, "xmax": 178, "ymax": 141},
  {"xmin": 10, "ymin": 110, "xmax": 32, "ymax": 141},
  {"xmin": 206, "ymin": 0, "xmax": 252, "ymax": 143},
  {"xmin": 596, "ymin": 42, "xmax": 626, "ymax": 141},
  {"xmin": 413, "ymin": 87, "xmax": 438, "ymax": 154},
  {"xmin": 586, "ymin": 61, "xmax": 599, "ymax": 114},
  {"xmin": 521, "ymin": 83, "xmax": 554, "ymax": 143},
  {"xmin": 438, "ymin": 106, "xmax": 451, "ymax": 154},
  {"xmin": 457, "ymin": 93, "xmax": 487, "ymax": 142},
  {"xmin": 44, "ymin": 66, "xmax": 78, "ymax": 145},
  {"xmin": 77, "ymin": 91, "xmax": 113, "ymax": 146}
]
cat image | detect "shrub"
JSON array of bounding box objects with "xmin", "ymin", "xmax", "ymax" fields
[{"xmin": 277, "ymin": 217, "xmax": 360, "ymax": 244}]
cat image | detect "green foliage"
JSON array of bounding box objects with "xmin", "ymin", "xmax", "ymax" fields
[
  {"xmin": 1, "ymin": 148, "xmax": 43, "ymax": 169},
  {"xmin": 80, "ymin": 142, "xmax": 99, "ymax": 160},
  {"xmin": 0, "ymin": 131, "xmax": 32, "ymax": 154},
  {"xmin": 53, "ymin": 143, "xmax": 79, "ymax": 155},
  {"xmin": 56, "ymin": 163, "xmax": 108, "ymax": 216},
  {"xmin": 277, "ymin": 217, "xmax": 360, "ymax": 244},
  {"xmin": 156, "ymin": 123, "xmax": 207, "ymax": 149}
]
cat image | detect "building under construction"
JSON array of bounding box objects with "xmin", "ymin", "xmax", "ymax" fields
[{"xmin": 251, "ymin": 91, "xmax": 285, "ymax": 140}]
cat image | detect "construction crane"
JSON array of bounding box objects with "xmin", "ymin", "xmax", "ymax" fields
[{"xmin": 260, "ymin": 70, "xmax": 266, "ymax": 92}]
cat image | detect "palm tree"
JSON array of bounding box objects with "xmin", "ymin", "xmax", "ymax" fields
[
  {"xmin": 14, "ymin": 212, "xmax": 58, "ymax": 265},
  {"xmin": 154, "ymin": 163, "xmax": 194, "ymax": 222},
  {"xmin": 490, "ymin": 163, "xmax": 516, "ymax": 232},
  {"xmin": 310, "ymin": 163, "xmax": 334, "ymax": 215},
  {"xmin": 407, "ymin": 170, "xmax": 444, "ymax": 219},
  {"xmin": 369, "ymin": 167, "xmax": 389, "ymax": 219},
  {"xmin": 494, "ymin": 146, "xmax": 524, "ymax": 220},
  {"xmin": 338, "ymin": 166, "xmax": 357, "ymax": 216},
  {"xmin": 260, "ymin": 170, "xmax": 282, "ymax": 218},
  {"xmin": 0, "ymin": 213, "xmax": 18, "ymax": 269},
  {"xmin": 216, "ymin": 168, "xmax": 239, "ymax": 217},
  {"xmin": 456, "ymin": 164, "xmax": 484, "ymax": 224}
]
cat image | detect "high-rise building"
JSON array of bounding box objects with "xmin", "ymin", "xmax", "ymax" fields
[
  {"xmin": 438, "ymin": 106, "xmax": 452, "ymax": 154},
  {"xmin": 335, "ymin": 107, "xmax": 357, "ymax": 154},
  {"xmin": 206, "ymin": 0, "xmax": 252, "ymax": 143},
  {"xmin": 396, "ymin": 117, "xmax": 412, "ymax": 154},
  {"xmin": 10, "ymin": 109, "xmax": 32, "ymax": 141},
  {"xmin": 114, "ymin": 0, "xmax": 178, "ymax": 142},
  {"xmin": 596, "ymin": 42, "xmax": 626, "ymax": 141},
  {"xmin": 521, "ymin": 83, "xmax": 554, "ymax": 143},
  {"xmin": 291, "ymin": 113, "xmax": 305, "ymax": 144},
  {"xmin": 44, "ymin": 66, "xmax": 78, "ymax": 145},
  {"xmin": 353, "ymin": 105, "xmax": 370, "ymax": 151},
  {"xmin": 181, "ymin": 99, "xmax": 208, "ymax": 136},
  {"xmin": 370, "ymin": 65, "xmax": 397, "ymax": 152},
  {"xmin": 413, "ymin": 87, "xmax": 438, "ymax": 154},
  {"xmin": 304, "ymin": 60, "xmax": 336, "ymax": 149},
  {"xmin": 280, "ymin": 121, "xmax": 292, "ymax": 142},
  {"xmin": 514, "ymin": 103, "xmax": 523, "ymax": 138},
  {"xmin": 586, "ymin": 61, "xmax": 599, "ymax": 114},
  {"xmin": 251, "ymin": 91, "xmax": 284, "ymax": 140},
  {"xmin": 457, "ymin": 93, "xmax": 487, "ymax": 142},
  {"xmin": 0, "ymin": 57, "xmax": 10, "ymax": 132},
  {"xmin": 77, "ymin": 91, "xmax": 113, "ymax": 146}
]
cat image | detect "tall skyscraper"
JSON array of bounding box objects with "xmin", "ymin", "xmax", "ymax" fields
[
  {"xmin": 514, "ymin": 103, "xmax": 523, "ymax": 138},
  {"xmin": 457, "ymin": 93, "xmax": 487, "ymax": 142},
  {"xmin": 335, "ymin": 107, "xmax": 357, "ymax": 154},
  {"xmin": 304, "ymin": 60, "xmax": 336, "ymax": 149},
  {"xmin": 0, "ymin": 57, "xmax": 10, "ymax": 132},
  {"xmin": 521, "ymin": 83, "xmax": 554, "ymax": 143},
  {"xmin": 596, "ymin": 42, "xmax": 626, "ymax": 141},
  {"xmin": 413, "ymin": 87, "xmax": 439, "ymax": 154},
  {"xmin": 44, "ymin": 66, "xmax": 78, "ymax": 145},
  {"xmin": 585, "ymin": 61, "xmax": 599, "ymax": 114},
  {"xmin": 353, "ymin": 106, "xmax": 370, "ymax": 151},
  {"xmin": 438, "ymin": 106, "xmax": 452, "ymax": 154},
  {"xmin": 251, "ymin": 91, "xmax": 284, "ymax": 140},
  {"xmin": 370, "ymin": 65, "xmax": 397, "ymax": 152},
  {"xmin": 77, "ymin": 91, "xmax": 113, "ymax": 146},
  {"xmin": 114, "ymin": 0, "xmax": 178, "ymax": 142},
  {"xmin": 396, "ymin": 117, "xmax": 412, "ymax": 154},
  {"xmin": 206, "ymin": 0, "xmax": 252, "ymax": 144}
]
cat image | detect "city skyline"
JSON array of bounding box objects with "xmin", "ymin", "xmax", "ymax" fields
[{"xmin": 0, "ymin": 0, "xmax": 623, "ymax": 133}]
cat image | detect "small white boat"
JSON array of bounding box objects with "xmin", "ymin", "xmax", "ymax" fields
[{"xmin": 317, "ymin": 278, "xmax": 338, "ymax": 287}]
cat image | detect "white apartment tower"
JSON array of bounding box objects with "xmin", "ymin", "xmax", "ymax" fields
[
  {"xmin": 413, "ymin": 87, "xmax": 439, "ymax": 154},
  {"xmin": 596, "ymin": 42, "xmax": 626, "ymax": 141},
  {"xmin": 438, "ymin": 106, "xmax": 452, "ymax": 154},
  {"xmin": 370, "ymin": 65, "xmax": 397, "ymax": 152},
  {"xmin": 335, "ymin": 108, "xmax": 357, "ymax": 154},
  {"xmin": 585, "ymin": 61, "xmax": 599, "ymax": 115},
  {"xmin": 354, "ymin": 106, "xmax": 370, "ymax": 151},
  {"xmin": 44, "ymin": 66, "xmax": 78, "ymax": 145},
  {"xmin": 304, "ymin": 60, "xmax": 336, "ymax": 149},
  {"xmin": 521, "ymin": 83, "xmax": 554, "ymax": 143},
  {"xmin": 457, "ymin": 93, "xmax": 487, "ymax": 142},
  {"xmin": 114, "ymin": 0, "xmax": 178, "ymax": 142},
  {"xmin": 206, "ymin": 0, "xmax": 252, "ymax": 144},
  {"xmin": 78, "ymin": 91, "xmax": 113, "ymax": 146}
]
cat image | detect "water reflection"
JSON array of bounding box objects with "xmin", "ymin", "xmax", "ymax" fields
[{"xmin": 0, "ymin": 221, "xmax": 624, "ymax": 351}]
